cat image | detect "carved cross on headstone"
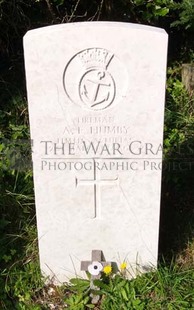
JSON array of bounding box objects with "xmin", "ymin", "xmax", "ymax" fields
[
  {"xmin": 76, "ymin": 160, "xmax": 118, "ymax": 218},
  {"xmin": 81, "ymin": 250, "xmax": 111, "ymax": 304}
]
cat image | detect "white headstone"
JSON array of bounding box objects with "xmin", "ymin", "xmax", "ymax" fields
[{"xmin": 24, "ymin": 22, "xmax": 168, "ymax": 282}]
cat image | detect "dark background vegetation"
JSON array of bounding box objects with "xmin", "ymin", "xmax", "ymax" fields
[{"xmin": 0, "ymin": 0, "xmax": 194, "ymax": 308}]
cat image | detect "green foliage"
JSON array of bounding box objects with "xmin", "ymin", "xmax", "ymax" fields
[
  {"xmin": 160, "ymin": 64, "xmax": 194, "ymax": 259},
  {"xmin": 0, "ymin": 0, "xmax": 178, "ymax": 57},
  {"xmin": 171, "ymin": 0, "xmax": 194, "ymax": 30},
  {"xmin": 0, "ymin": 92, "xmax": 36, "ymax": 308},
  {"xmin": 164, "ymin": 66, "xmax": 194, "ymax": 160},
  {"xmin": 69, "ymin": 278, "xmax": 91, "ymax": 293},
  {"xmin": 63, "ymin": 264, "xmax": 194, "ymax": 309},
  {"xmin": 0, "ymin": 224, "xmax": 42, "ymax": 309},
  {"xmin": 131, "ymin": 0, "xmax": 175, "ymax": 22},
  {"xmin": 65, "ymin": 278, "xmax": 93, "ymax": 309},
  {"xmin": 66, "ymin": 294, "xmax": 94, "ymax": 310},
  {"xmin": 94, "ymin": 275, "xmax": 146, "ymax": 309},
  {"xmin": 6, "ymin": 261, "xmax": 42, "ymax": 305},
  {"xmin": 0, "ymin": 93, "xmax": 32, "ymax": 186}
]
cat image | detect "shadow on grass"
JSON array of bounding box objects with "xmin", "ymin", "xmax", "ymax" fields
[{"xmin": 159, "ymin": 137, "xmax": 194, "ymax": 261}]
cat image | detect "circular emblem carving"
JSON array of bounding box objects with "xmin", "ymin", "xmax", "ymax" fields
[
  {"xmin": 63, "ymin": 48, "xmax": 128, "ymax": 111},
  {"xmin": 79, "ymin": 69, "xmax": 115, "ymax": 110}
]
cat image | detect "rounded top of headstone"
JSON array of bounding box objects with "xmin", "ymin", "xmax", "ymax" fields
[{"xmin": 24, "ymin": 22, "xmax": 167, "ymax": 39}]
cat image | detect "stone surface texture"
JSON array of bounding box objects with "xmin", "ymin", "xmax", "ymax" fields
[{"xmin": 24, "ymin": 22, "xmax": 168, "ymax": 282}]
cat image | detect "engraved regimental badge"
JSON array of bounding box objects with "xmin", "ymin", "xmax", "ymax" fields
[{"xmin": 63, "ymin": 47, "xmax": 128, "ymax": 111}]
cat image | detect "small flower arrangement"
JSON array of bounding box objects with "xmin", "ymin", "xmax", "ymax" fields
[
  {"xmin": 87, "ymin": 260, "xmax": 127, "ymax": 277},
  {"xmin": 80, "ymin": 252, "xmax": 129, "ymax": 305}
]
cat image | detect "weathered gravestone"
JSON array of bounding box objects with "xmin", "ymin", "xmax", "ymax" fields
[{"xmin": 24, "ymin": 22, "xmax": 168, "ymax": 283}]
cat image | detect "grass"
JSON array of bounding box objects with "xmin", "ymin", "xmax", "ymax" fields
[{"xmin": 0, "ymin": 223, "xmax": 194, "ymax": 309}]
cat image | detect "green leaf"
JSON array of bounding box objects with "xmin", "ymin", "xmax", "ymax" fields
[
  {"xmin": 93, "ymin": 279, "xmax": 110, "ymax": 290},
  {"xmin": 121, "ymin": 287, "xmax": 129, "ymax": 301},
  {"xmin": 86, "ymin": 304, "xmax": 95, "ymax": 308},
  {"xmin": 70, "ymin": 278, "xmax": 89, "ymax": 286},
  {"xmin": 155, "ymin": 7, "xmax": 169, "ymax": 16}
]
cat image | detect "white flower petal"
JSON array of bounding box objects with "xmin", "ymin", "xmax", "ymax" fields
[
  {"xmin": 87, "ymin": 261, "xmax": 103, "ymax": 275},
  {"xmin": 88, "ymin": 264, "xmax": 99, "ymax": 275},
  {"xmin": 93, "ymin": 261, "xmax": 103, "ymax": 272}
]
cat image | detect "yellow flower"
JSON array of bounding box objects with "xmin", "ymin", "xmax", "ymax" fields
[
  {"xmin": 120, "ymin": 262, "xmax": 127, "ymax": 271},
  {"xmin": 103, "ymin": 265, "xmax": 112, "ymax": 275}
]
